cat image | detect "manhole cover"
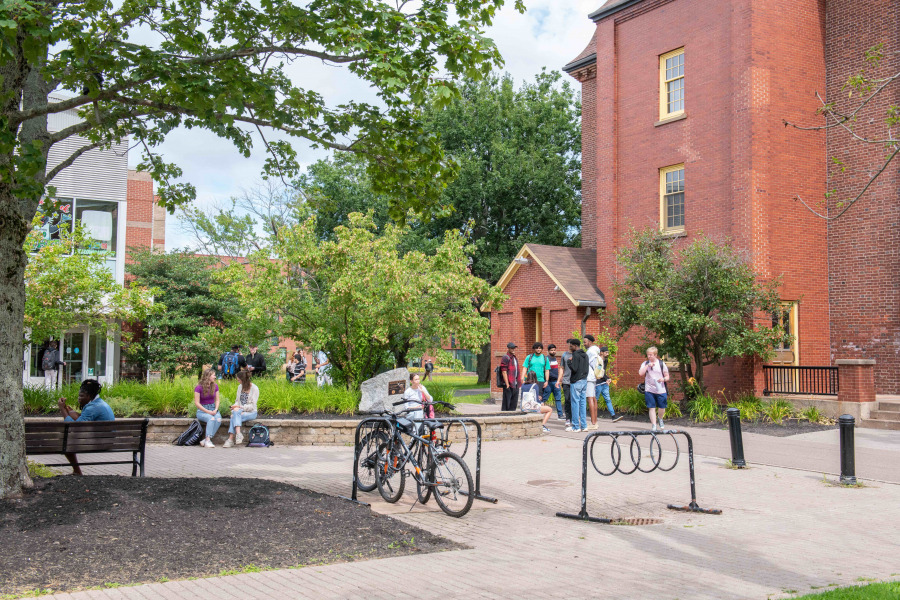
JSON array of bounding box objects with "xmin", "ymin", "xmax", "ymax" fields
[
  {"xmin": 611, "ymin": 518, "xmax": 663, "ymax": 526},
  {"xmin": 526, "ymin": 479, "xmax": 572, "ymax": 488}
]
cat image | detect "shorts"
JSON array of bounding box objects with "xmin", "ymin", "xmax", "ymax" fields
[
  {"xmin": 586, "ymin": 381, "xmax": 596, "ymax": 397},
  {"xmin": 644, "ymin": 392, "xmax": 668, "ymax": 409}
]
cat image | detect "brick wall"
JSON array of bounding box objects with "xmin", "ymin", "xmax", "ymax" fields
[
  {"xmin": 825, "ymin": 0, "xmax": 900, "ymax": 394},
  {"xmin": 572, "ymin": 0, "xmax": 831, "ymax": 397},
  {"xmin": 125, "ymin": 170, "xmax": 165, "ymax": 260}
]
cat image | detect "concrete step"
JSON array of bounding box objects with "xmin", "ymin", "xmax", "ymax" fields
[
  {"xmin": 875, "ymin": 401, "xmax": 900, "ymax": 412},
  {"xmin": 870, "ymin": 410, "xmax": 900, "ymax": 420},
  {"xmin": 859, "ymin": 418, "xmax": 900, "ymax": 431}
]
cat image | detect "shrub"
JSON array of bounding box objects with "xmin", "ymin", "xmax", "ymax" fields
[
  {"xmin": 662, "ymin": 399, "xmax": 683, "ymax": 419},
  {"xmin": 613, "ymin": 386, "xmax": 646, "ymax": 415},
  {"xmin": 763, "ymin": 398, "xmax": 795, "ymax": 424},
  {"xmin": 727, "ymin": 393, "xmax": 764, "ymax": 421},
  {"xmin": 105, "ymin": 396, "xmax": 150, "ymax": 418},
  {"xmin": 688, "ymin": 394, "xmax": 722, "ymax": 423},
  {"xmin": 801, "ymin": 406, "xmax": 828, "ymax": 424}
]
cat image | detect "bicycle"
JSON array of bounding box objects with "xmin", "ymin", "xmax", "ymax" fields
[{"xmin": 375, "ymin": 400, "xmax": 474, "ymax": 518}]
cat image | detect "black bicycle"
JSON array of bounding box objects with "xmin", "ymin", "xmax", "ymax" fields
[{"xmin": 375, "ymin": 400, "xmax": 474, "ymax": 518}]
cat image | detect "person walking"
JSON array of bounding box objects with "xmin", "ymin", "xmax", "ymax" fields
[
  {"xmin": 638, "ymin": 346, "xmax": 670, "ymax": 432},
  {"xmin": 499, "ymin": 342, "xmax": 520, "ymax": 412},
  {"xmin": 544, "ymin": 344, "xmax": 564, "ymax": 420},
  {"xmin": 559, "ymin": 344, "xmax": 573, "ymax": 427},
  {"xmin": 315, "ymin": 350, "xmax": 332, "ymax": 386},
  {"xmin": 245, "ymin": 344, "xmax": 267, "ymax": 377},
  {"xmin": 224, "ymin": 370, "xmax": 258, "ymax": 447},
  {"xmin": 566, "ymin": 339, "xmax": 589, "ymax": 432},
  {"xmin": 217, "ymin": 345, "xmax": 246, "ymax": 379},
  {"xmin": 41, "ymin": 340, "xmax": 66, "ymax": 390},
  {"xmin": 584, "ymin": 334, "xmax": 601, "ymax": 430},
  {"xmin": 423, "ymin": 359, "xmax": 434, "ymax": 382},
  {"xmin": 596, "ymin": 346, "xmax": 623, "ymax": 423},
  {"xmin": 194, "ymin": 368, "xmax": 222, "ymax": 448},
  {"xmin": 522, "ymin": 342, "xmax": 550, "ymax": 399}
]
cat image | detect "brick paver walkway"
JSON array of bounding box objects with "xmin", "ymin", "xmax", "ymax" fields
[{"xmin": 30, "ymin": 422, "xmax": 900, "ymax": 600}]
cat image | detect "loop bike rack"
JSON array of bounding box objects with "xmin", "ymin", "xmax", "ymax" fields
[
  {"xmin": 344, "ymin": 415, "xmax": 498, "ymax": 506},
  {"xmin": 556, "ymin": 429, "xmax": 721, "ymax": 523}
]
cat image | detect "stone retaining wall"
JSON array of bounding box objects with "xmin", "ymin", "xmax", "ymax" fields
[{"xmin": 144, "ymin": 413, "xmax": 543, "ymax": 446}]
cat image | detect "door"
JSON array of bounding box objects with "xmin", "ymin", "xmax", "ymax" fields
[
  {"xmin": 769, "ymin": 302, "xmax": 799, "ymax": 392},
  {"xmin": 62, "ymin": 331, "xmax": 86, "ymax": 384}
]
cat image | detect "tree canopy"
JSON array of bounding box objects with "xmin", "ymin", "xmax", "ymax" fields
[
  {"xmin": 612, "ymin": 229, "xmax": 784, "ymax": 392},
  {"xmin": 219, "ymin": 212, "xmax": 505, "ymax": 390}
]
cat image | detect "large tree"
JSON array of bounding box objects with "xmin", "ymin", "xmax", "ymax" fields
[
  {"xmin": 0, "ymin": 0, "xmax": 522, "ymax": 498},
  {"xmin": 612, "ymin": 229, "xmax": 784, "ymax": 393},
  {"xmin": 220, "ymin": 212, "xmax": 505, "ymax": 391}
]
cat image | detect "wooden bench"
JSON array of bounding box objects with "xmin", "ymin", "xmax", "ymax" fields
[{"xmin": 25, "ymin": 419, "xmax": 149, "ymax": 476}]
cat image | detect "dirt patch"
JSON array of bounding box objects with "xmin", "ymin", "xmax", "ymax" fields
[
  {"xmin": 602, "ymin": 413, "xmax": 837, "ymax": 437},
  {"xmin": 0, "ymin": 476, "xmax": 460, "ymax": 596}
]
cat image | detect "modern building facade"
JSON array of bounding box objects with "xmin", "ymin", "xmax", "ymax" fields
[
  {"xmin": 491, "ymin": 0, "xmax": 899, "ymax": 399},
  {"xmin": 24, "ymin": 95, "xmax": 165, "ymax": 386}
]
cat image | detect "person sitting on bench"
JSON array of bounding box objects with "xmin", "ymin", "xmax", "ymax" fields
[{"xmin": 57, "ymin": 379, "xmax": 114, "ymax": 474}]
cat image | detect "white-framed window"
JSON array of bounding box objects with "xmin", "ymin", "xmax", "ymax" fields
[
  {"xmin": 659, "ymin": 48, "xmax": 685, "ymax": 119},
  {"xmin": 33, "ymin": 197, "xmax": 119, "ymax": 257},
  {"xmin": 660, "ymin": 164, "xmax": 685, "ymax": 233}
]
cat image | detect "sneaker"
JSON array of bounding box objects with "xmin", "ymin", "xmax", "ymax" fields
[
  {"xmin": 565, "ymin": 420, "xmax": 571, "ymax": 427},
  {"xmin": 651, "ymin": 425, "xmax": 658, "ymax": 433},
  {"xmin": 203, "ymin": 439, "xmax": 215, "ymax": 448},
  {"xmin": 542, "ymin": 426, "xmax": 551, "ymax": 433},
  {"xmin": 586, "ymin": 423, "xmax": 599, "ymax": 431},
  {"xmin": 574, "ymin": 428, "xmax": 584, "ymax": 433},
  {"xmin": 565, "ymin": 426, "xmax": 576, "ymax": 432},
  {"xmin": 611, "ymin": 414, "xmax": 624, "ymax": 423},
  {"xmin": 658, "ymin": 418, "xmax": 665, "ymax": 430},
  {"xmin": 223, "ymin": 438, "xmax": 234, "ymax": 448},
  {"xmin": 235, "ymin": 433, "xmax": 244, "ymax": 445}
]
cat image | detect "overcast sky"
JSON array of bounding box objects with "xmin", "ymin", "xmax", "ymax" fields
[{"xmin": 141, "ymin": 1, "xmax": 603, "ymax": 250}]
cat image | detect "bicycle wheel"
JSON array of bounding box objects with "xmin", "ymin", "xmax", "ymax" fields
[
  {"xmin": 431, "ymin": 451, "xmax": 474, "ymax": 518},
  {"xmin": 375, "ymin": 442, "xmax": 406, "ymax": 503},
  {"xmin": 355, "ymin": 429, "xmax": 388, "ymax": 492},
  {"xmin": 416, "ymin": 444, "xmax": 434, "ymax": 504}
]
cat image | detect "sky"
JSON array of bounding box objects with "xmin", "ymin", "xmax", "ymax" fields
[{"xmin": 139, "ymin": 1, "xmax": 604, "ymax": 250}]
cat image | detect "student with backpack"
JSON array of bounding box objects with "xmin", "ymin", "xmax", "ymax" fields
[
  {"xmin": 194, "ymin": 368, "xmax": 222, "ymax": 447},
  {"xmin": 217, "ymin": 344, "xmax": 246, "ymax": 380},
  {"xmin": 41, "ymin": 340, "xmax": 66, "ymax": 390},
  {"xmin": 638, "ymin": 346, "xmax": 670, "ymax": 432},
  {"xmin": 523, "ymin": 342, "xmax": 550, "ymax": 393}
]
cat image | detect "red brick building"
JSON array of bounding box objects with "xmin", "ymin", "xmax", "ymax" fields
[
  {"xmin": 491, "ymin": 0, "xmax": 899, "ymax": 403},
  {"xmin": 126, "ymin": 170, "xmax": 167, "ymax": 257}
]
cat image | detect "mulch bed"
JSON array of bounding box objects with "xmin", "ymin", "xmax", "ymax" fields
[
  {"xmin": 597, "ymin": 412, "xmax": 837, "ymax": 437},
  {"xmin": 0, "ymin": 476, "xmax": 460, "ymax": 596}
]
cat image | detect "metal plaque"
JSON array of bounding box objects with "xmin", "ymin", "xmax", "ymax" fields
[{"xmin": 388, "ymin": 380, "xmax": 406, "ymax": 395}]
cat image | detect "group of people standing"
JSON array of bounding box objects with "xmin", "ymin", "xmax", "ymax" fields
[
  {"xmin": 286, "ymin": 350, "xmax": 331, "ymax": 386},
  {"xmin": 499, "ymin": 337, "xmax": 672, "ymax": 433}
]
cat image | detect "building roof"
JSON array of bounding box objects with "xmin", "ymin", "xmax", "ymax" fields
[
  {"xmin": 588, "ymin": 0, "xmax": 644, "ymax": 21},
  {"xmin": 562, "ymin": 30, "xmax": 597, "ymax": 73},
  {"xmin": 488, "ymin": 244, "xmax": 606, "ymax": 310}
]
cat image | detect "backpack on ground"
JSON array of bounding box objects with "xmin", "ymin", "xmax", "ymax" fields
[
  {"xmin": 41, "ymin": 349, "xmax": 55, "ymax": 372},
  {"xmin": 174, "ymin": 420, "xmax": 204, "ymax": 446},
  {"xmin": 247, "ymin": 424, "xmax": 273, "ymax": 447},
  {"xmin": 222, "ymin": 352, "xmax": 239, "ymax": 376}
]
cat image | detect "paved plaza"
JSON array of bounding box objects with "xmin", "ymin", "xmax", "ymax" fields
[{"xmin": 33, "ymin": 417, "xmax": 900, "ymax": 600}]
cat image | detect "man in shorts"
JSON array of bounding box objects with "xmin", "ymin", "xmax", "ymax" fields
[
  {"xmin": 584, "ymin": 334, "xmax": 600, "ymax": 430},
  {"xmin": 638, "ymin": 346, "xmax": 670, "ymax": 431}
]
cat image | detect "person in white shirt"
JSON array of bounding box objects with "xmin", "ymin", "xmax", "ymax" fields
[
  {"xmin": 224, "ymin": 370, "xmax": 258, "ymax": 447},
  {"xmin": 315, "ymin": 350, "xmax": 332, "ymax": 387},
  {"xmin": 638, "ymin": 346, "xmax": 671, "ymax": 432},
  {"xmin": 584, "ymin": 334, "xmax": 600, "ymax": 431}
]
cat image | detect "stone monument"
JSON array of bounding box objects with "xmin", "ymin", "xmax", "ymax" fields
[{"xmin": 359, "ymin": 367, "xmax": 410, "ymax": 414}]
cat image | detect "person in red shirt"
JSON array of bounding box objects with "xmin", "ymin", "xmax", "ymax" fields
[{"xmin": 499, "ymin": 342, "xmax": 520, "ymax": 411}]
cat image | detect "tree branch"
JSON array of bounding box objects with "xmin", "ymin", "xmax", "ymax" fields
[
  {"xmin": 783, "ymin": 70, "xmax": 900, "ymax": 133},
  {"xmin": 45, "ymin": 141, "xmax": 105, "ymax": 182}
]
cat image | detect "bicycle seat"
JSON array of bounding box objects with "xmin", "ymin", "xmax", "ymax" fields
[{"xmin": 423, "ymin": 419, "xmax": 442, "ymax": 429}]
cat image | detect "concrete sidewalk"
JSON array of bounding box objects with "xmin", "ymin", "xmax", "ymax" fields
[{"xmin": 31, "ymin": 428, "xmax": 900, "ymax": 600}]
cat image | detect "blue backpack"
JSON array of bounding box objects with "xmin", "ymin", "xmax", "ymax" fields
[{"xmin": 222, "ymin": 352, "xmax": 240, "ymax": 376}]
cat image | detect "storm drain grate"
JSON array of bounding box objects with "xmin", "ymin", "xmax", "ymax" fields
[{"xmin": 611, "ymin": 518, "xmax": 663, "ymax": 526}]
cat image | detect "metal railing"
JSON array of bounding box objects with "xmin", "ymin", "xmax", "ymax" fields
[
  {"xmin": 763, "ymin": 365, "xmax": 839, "ymax": 396},
  {"xmin": 343, "ymin": 415, "xmax": 497, "ymax": 506},
  {"xmin": 556, "ymin": 430, "xmax": 721, "ymax": 523}
]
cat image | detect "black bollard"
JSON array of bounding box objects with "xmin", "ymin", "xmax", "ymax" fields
[
  {"xmin": 838, "ymin": 414, "xmax": 856, "ymax": 485},
  {"xmin": 725, "ymin": 407, "xmax": 747, "ymax": 468}
]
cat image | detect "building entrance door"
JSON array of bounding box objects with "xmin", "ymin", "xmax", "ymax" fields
[
  {"xmin": 62, "ymin": 331, "xmax": 86, "ymax": 384},
  {"xmin": 769, "ymin": 302, "xmax": 799, "ymax": 392}
]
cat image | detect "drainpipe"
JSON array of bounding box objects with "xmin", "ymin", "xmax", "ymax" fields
[{"xmin": 581, "ymin": 306, "xmax": 591, "ymax": 338}]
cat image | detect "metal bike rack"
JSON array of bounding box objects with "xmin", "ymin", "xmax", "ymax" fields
[
  {"xmin": 556, "ymin": 429, "xmax": 721, "ymax": 523},
  {"xmin": 343, "ymin": 415, "xmax": 498, "ymax": 505}
]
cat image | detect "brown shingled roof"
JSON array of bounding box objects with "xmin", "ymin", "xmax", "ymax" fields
[
  {"xmin": 563, "ymin": 30, "xmax": 597, "ymax": 72},
  {"xmin": 490, "ymin": 244, "xmax": 606, "ymax": 309}
]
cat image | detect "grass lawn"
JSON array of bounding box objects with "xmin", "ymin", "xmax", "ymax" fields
[
  {"xmin": 424, "ymin": 374, "xmax": 488, "ymax": 390},
  {"xmin": 791, "ymin": 582, "xmax": 900, "ymax": 599}
]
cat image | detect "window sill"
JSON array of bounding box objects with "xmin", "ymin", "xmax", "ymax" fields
[
  {"xmin": 655, "ymin": 113, "xmax": 687, "ymax": 127},
  {"xmin": 659, "ymin": 229, "xmax": 687, "ymax": 239}
]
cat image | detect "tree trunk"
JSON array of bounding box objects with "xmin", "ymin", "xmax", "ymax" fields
[
  {"xmin": 476, "ymin": 342, "xmax": 491, "ymax": 385},
  {"xmin": 0, "ymin": 209, "xmax": 33, "ymax": 498}
]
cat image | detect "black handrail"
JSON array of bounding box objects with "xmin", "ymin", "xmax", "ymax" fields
[
  {"xmin": 763, "ymin": 365, "xmax": 839, "ymax": 396},
  {"xmin": 556, "ymin": 429, "xmax": 721, "ymax": 523}
]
